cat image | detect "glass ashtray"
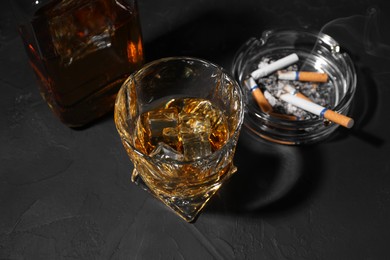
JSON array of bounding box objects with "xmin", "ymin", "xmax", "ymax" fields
[{"xmin": 232, "ymin": 29, "xmax": 357, "ymax": 145}]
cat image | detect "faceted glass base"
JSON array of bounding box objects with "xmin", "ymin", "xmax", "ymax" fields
[{"xmin": 131, "ymin": 166, "xmax": 237, "ymax": 222}]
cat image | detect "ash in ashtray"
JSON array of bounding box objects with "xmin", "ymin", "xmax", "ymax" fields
[{"xmin": 244, "ymin": 53, "xmax": 354, "ymax": 128}]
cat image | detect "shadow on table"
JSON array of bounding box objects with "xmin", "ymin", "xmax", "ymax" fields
[
  {"xmin": 204, "ymin": 61, "xmax": 384, "ymax": 218},
  {"xmin": 204, "ymin": 128, "xmax": 324, "ymax": 217}
]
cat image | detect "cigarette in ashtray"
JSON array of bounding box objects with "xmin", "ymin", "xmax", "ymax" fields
[
  {"xmin": 282, "ymin": 84, "xmax": 312, "ymax": 102},
  {"xmin": 279, "ymin": 93, "xmax": 354, "ymax": 128},
  {"xmin": 278, "ymin": 71, "xmax": 328, "ymax": 82},
  {"xmin": 246, "ymin": 52, "xmax": 354, "ymax": 128},
  {"xmin": 244, "ymin": 77, "xmax": 273, "ymax": 113},
  {"xmin": 267, "ymin": 111, "xmax": 298, "ymax": 120},
  {"xmin": 244, "ymin": 79, "xmax": 298, "ymax": 120},
  {"xmin": 251, "ymin": 53, "xmax": 299, "ymax": 79}
]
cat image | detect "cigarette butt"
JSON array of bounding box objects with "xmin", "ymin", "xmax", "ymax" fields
[
  {"xmin": 268, "ymin": 111, "xmax": 298, "ymax": 120},
  {"xmin": 323, "ymin": 110, "xmax": 354, "ymax": 128},
  {"xmin": 299, "ymin": 71, "xmax": 328, "ymax": 82},
  {"xmin": 295, "ymin": 92, "xmax": 312, "ymax": 102},
  {"xmin": 251, "ymin": 53, "xmax": 299, "ymax": 79},
  {"xmin": 279, "ymin": 93, "xmax": 354, "ymax": 128},
  {"xmin": 253, "ymin": 89, "xmax": 273, "ymax": 112},
  {"xmin": 262, "ymin": 90, "xmax": 297, "ymax": 120},
  {"xmin": 278, "ymin": 71, "xmax": 328, "ymax": 82},
  {"xmin": 245, "ymin": 77, "xmax": 273, "ymax": 113},
  {"xmin": 283, "ymin": 84, "xmax": 312, "ymax": 102}
]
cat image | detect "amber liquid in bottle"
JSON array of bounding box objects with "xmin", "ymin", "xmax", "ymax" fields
[{"xmin": 19, "ymin": 0, "xmax": 144, "ymax": 127}]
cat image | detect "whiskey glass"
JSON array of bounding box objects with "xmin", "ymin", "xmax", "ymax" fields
[{"xmin": 114, "ymin": 57, "xmax": 244, "ymax": 222}]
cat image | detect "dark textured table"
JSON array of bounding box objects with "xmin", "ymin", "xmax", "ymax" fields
[{"xmin": 1, "ymin": 0, "xmax": 390, "ymax": 259}]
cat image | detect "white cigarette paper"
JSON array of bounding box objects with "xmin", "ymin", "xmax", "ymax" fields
[
  {"xmin": 278, "ymin": 71, "xmax": 298, "ymax": 81},
  {"xmin": 244, "ymin": 77, "xmax": 257, "ymax": 91},
  {"xmin": 283, "ymin": 84, "xmax": 298, "ymax": 95},
  {"xmin": 251, "ymin": 53, "xmax": 299, "ymax": 79}
]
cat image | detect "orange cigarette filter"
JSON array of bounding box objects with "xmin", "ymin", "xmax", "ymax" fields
[
  {"xmin": 299, "ymin": 71, "xmax": 328, "ymax": 82},
  {"xmin": 295, "ymin": 92, "xmax": 312, "ymax": 102},
  {"xmin": 252, "ymin": 88, "xmax": 273, "ymax": 112},
  {"xmin": 278, "ymin": 71, "xmax": 329, "ymax": 83},
  {"xmin": 245, "ymin": 77, "xmax": 273, "ymax": 113},
  {"xmin": 268, "ymin": 111, "xmax": 298, "ymax": 120},
  {"xmin": 323, "ymin": 110, "xmax": 354, "ymax": 129}
]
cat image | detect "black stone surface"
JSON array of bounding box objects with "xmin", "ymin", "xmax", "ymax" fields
[{"xmin": 1, "ymin": 0, "xmax": 390, "ymax": 259}]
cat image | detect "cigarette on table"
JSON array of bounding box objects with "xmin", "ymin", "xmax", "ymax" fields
[
  {"xmin": 278, "ymin": 71, "xmax": 328, "ymax": 82},
  {"xmin": 279, "ymin": 93, "xmax": 354, "ymax": 128},
  {"xmin": 283, "ymin": 84, "xmax": 312, "ymax": 102},
  {"xmin": 251, "ymin": 53, "xmax": 299, "ymax": 79},
  {"xmin": 244, "ymin": 77, "xmax": 273, "ymax": 113}
]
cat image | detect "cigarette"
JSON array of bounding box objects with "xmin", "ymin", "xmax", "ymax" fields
[
  {"xmin": 244, "ymin": 77, "xmax": 273, "ymax": 113},
  {"xmin": 283, "ymin": 84, "xmax": 312, "ymax": 102},
  {"xmin": 263, "ymin": 90, "xmax": 297, "ymax": 120},
  {"xmin": 279, "ymin": 93, "xmax": 354, "ymax": 128},
  {"xmin": 268, "ymin": 111, "xmax": 298, "ymax": 121},
  {"xmin": 278, "ymin": 71, "xmax": 328, "ymax": 82},
  {"xmin": 251, "ymin": 53, "xmax": 299, "ymax": 79}
]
